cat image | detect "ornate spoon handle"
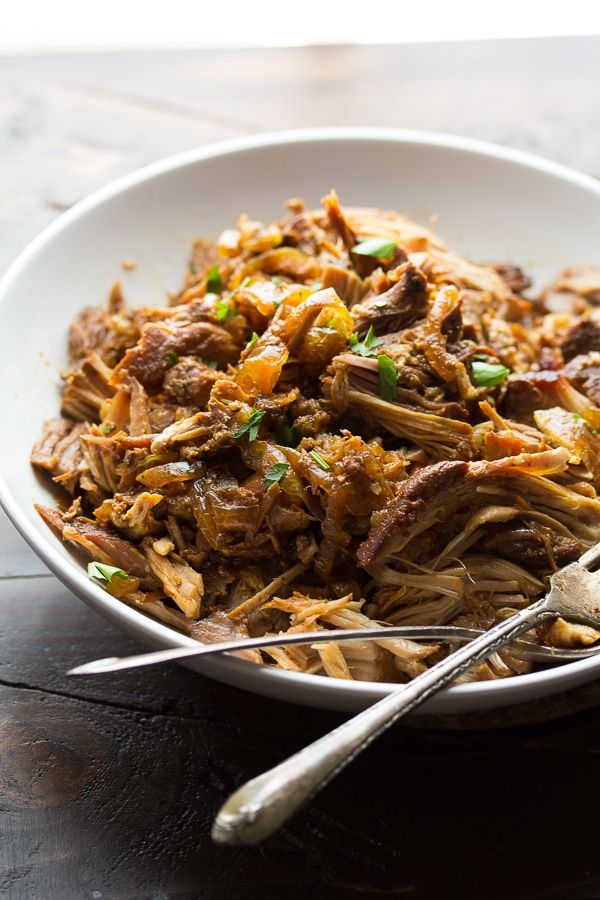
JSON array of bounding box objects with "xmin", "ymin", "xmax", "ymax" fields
[{"xmin": 212, "ymin": 598, "xmax": 549, "ymax": 845}]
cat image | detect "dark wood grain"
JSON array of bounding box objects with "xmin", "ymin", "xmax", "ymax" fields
[
  {"xmin": 2, "ymin": 578, "xmax": 600, "ymax": 900},
  {"xmin": 3, "ymin": 37, "xmax": 600, "ymax": 900}
]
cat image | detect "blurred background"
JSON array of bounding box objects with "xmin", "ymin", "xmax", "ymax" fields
[
  {"xmin": 3, "ymin": 0, "xmax": 600, "ymax": 52},
  {"xmin": 3, "ymin": 2, "xmax": 600, "ymax": 268},
  {"xmin": 4, "ymin": 2, "xmax": 600, "ymax": 539}
]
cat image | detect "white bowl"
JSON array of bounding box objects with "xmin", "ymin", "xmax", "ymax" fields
[{"xmin": 2, "ymin": 127, "xmax": 600, "ymax": 716}]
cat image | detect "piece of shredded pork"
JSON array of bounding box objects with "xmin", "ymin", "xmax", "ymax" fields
[{"xmin": 31, "ymin": 191, "xmax": 600, "ymax": 683}]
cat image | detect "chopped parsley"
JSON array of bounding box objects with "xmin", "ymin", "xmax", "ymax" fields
[
  {"xmin": 101, "ymin": 423, "xmax": 114, "ymax": 435},
  {"xmin": 309, "ymin": 450, "xmax": 330, "ymax": 470},
  {"xmin": 352, "ymin": 236, "xmax": 397, "ymax": 261},
  {"xmin": 272, "ymin": 277, "xmax": 284, "ymax": 287},
  {"xmin": 246, "ymin": 331, "xmax": 259, "ymax": 350},
  {"xmin": 264, "ymin": 462, "xmax": 290, "ymax": 487},
  {"xmin": 217, "ymin": 276, "xmax": 251, "ymax": 321},
  {"xmin": 87, "ymin": 561, "xmax": 128, "ymax": 583},
  {"xmin": 206, "ymin": 360, "xmax": 219, "ymax": 369},
  {"xmin": 233, "ymin": 408, "xmax": 265, "ymax": 442},
  {"xmin": 377, "ymin": 354, "xmax": 399, "ymax": 402},
  {"xmin": 471, "ymin": 360, "xmax": 510, "ymax": 387},
  {"xmin": 350, "ymin": 325, "xmax": 384, "ymax": 358},
  {"xmin": 573, "ymin": 413, "xmax": 598, "ymax": 434},
  {"xmin": 216, "ymin": 298, "xmax": 233, "ymax": 322},
  {"xmin": 206, "ymin": 265, "xmax": 223, "ymax": 293},
  {"xmin": 166, "ymin": 351, "xmax": 179, "ymax": 366},
  {"xmin": 274, "ymin": 424, "xmax": 300, "ymax": 447}
]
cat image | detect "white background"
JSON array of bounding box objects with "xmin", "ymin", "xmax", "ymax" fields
[{"xmin": 2, "ymin": 0, "xmax": 600, "ymax": 54}]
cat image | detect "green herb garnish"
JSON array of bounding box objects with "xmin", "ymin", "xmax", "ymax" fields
[
  {"xmin": 471, "ymin": 360, "xmax": 510, "ymax": 387},
  {"xmin": 101, "ymin": 423, "xmax": 114, "ymax": 435},
  {"xmin": 87, "ymin": 561, "xmax": 128, "ymax": 583},
  {"xmin": 233, "ymin": 408, "xmax": 265, "ymax": 442},
  {"xmin": 246, "ymin": 331, "xmax": 259, "ymax": 350},
  {"xmin": 206, "ymin": 265, "xmax": 223, "ymax": 293},
  {"xmin": 206, "ymin": 360, "xmax": 219, "ymax": 369},
  {"xmin": 274, "ymin": 424, "xmax": 300, "ymax": 447},
  {"xmin": 166, "ymin": 351, "xmax": 179, "ymax": 366},
  {"xmin": 216, "ymin": 298, "xmax": 233, "ymax": 322},
  {"xmin": 352, "ymin": 237, "xmax": 397, "ymax": 260},
  {"xmin": 272, "ymin": 277, "xmax": 284, "ymax": 287},
  {"xmin": 377, "ymin": 354, "xmax": 399, "ymax": 402},
  {"xmin": 264, "ymin": 462, "xmax": 290, "ymax": 487},
  {"xmin": 309, "ymin": 450, "xmax": 330, "ymax": 471},
  {"xmin": 350, "ymin": 325, "xmax": 384, "ymax": 358},
  {"xmin": 573, "ymin": 413, "xmax": 598, "ymax": 434}
]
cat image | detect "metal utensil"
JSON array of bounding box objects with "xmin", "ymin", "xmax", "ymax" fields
[
  {"xmin": 212, "ymin": 544, "xmax": 600, "ymax": 844},
  {"xmin": 68, "ymin": 623, "xmax": 599, "ymax": 676}
]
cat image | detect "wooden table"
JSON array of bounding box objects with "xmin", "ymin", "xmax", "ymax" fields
[{"xmin": 2, "ymin": 38, "xmax": 600, "ymax": 899}]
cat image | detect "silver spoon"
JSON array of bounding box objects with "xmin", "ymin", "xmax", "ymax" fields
[{"xmin": 212, "ymin": 544, "xmax": 600, "ymax": 844}]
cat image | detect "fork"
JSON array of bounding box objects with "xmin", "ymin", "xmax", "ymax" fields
[
  {"xmin": 211, "ymin": 543, "xmax": 600, "ymax": 844},
  {"xmin": 68, "ymin": 623, "xmax": 599, "ymax": 675}
]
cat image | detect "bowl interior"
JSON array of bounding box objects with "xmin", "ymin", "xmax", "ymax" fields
[{"xmin": 2, "ymin": 129, "xmax": 600, "ymax": 714}]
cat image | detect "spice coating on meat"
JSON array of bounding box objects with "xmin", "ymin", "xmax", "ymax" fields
[{"xmin": 31, "ymin": 194, "xmax": 600, "ymax": 683}]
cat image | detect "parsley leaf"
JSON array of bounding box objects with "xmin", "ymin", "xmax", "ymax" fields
[
  {"xmin": 272, "ymin": 277, "xmax": 284, "ymax": 287},
  {"xmin": 233, "ymin": 408, "xmax": 265, "ymax": 442},
  {"xmin": 309, "ymin": 449, "xmax": 330, "ymax": 470},
  {"xmin": 352, "ymin": 237, "xmax": 397, "ymax": 260},
  {"xmin": 350, "ymin": 325, "xmax": 384, "ymax": 358},
  {"xmin": 87, "ymin": 561, "xmax": 128, "ymax": 583},
  {"xmin": 206, "ymin": 265, "xmax": 223, "ymax": 293},
  {"xmin": 246, "ymin": 331, "xmax": 259, "ymax": 350},
  {"xmin": 573, "ymin": 413, "xmax": 598, "ymax": 433},
  {"xmin": 206, "ymin": 360, "xmax": 218, "ymax": 369},
  {"xmin": 216, "ymin": 298, "xmax": 233, "ymax": 322},
  {"xmin": 166, "ymin": 351, "xmax": 179, "ymax": 366},
  {"xmin": 217, "ymin": 276, "xmax": 251, "ymax": 321},
  {"xmin": 471, "ymin": 360, "xmax": 510, "ymax": 387},
  {"xmin": 264, "ymin": 462, "xmax": 289, "ymax": 487},
  {"xmin": 274, "ymin": 424, "xmax": 300, "ymax": 447},
  {"xmin": 101, "ymin": 423, "xmax": 114, "ymax": 435},
  {"xmin": 377, "ymin": 354, "xmax": 399, "ymax": 401}
]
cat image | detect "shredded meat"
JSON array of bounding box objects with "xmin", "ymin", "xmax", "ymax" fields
[
  {"xmin": 351, "ymin": 262, "xmax": 428, "ymax": 335},
  {"xmin": 560, "ymin": 318, "xmax": 600, "ymax": 361},
  {"xmin": 31, "ymin": 191, "xmax": 600, "ymax": 684},
  {"xmin": 564, "ymin": 352, "xmax": 600, "ymax": 405}
]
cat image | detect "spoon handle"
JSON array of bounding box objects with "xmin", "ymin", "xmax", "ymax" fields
[{"xmin": 212, "ymin": 598, "xmax": 548, "ymax": 845}]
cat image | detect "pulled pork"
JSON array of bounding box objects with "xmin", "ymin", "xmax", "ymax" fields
[{"xmin": 31, "ymin": 192, "xmax": 600, "ymax": 683}]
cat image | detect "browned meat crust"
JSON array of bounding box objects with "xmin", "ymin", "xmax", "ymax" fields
[
  {"xmin": 351, "ymin": 262, "xmax": 428, "ymax": 336},
  {"xmin": 357, "ymin": 461, "xmax": 468, "ymax": 566},
  {"xmin": 560, "ymin": 319, "xmax": 600, "ymax": 361},
  {"xmin": 30, "ymin": 194, "xmax": 600, "ymax": 683}
]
